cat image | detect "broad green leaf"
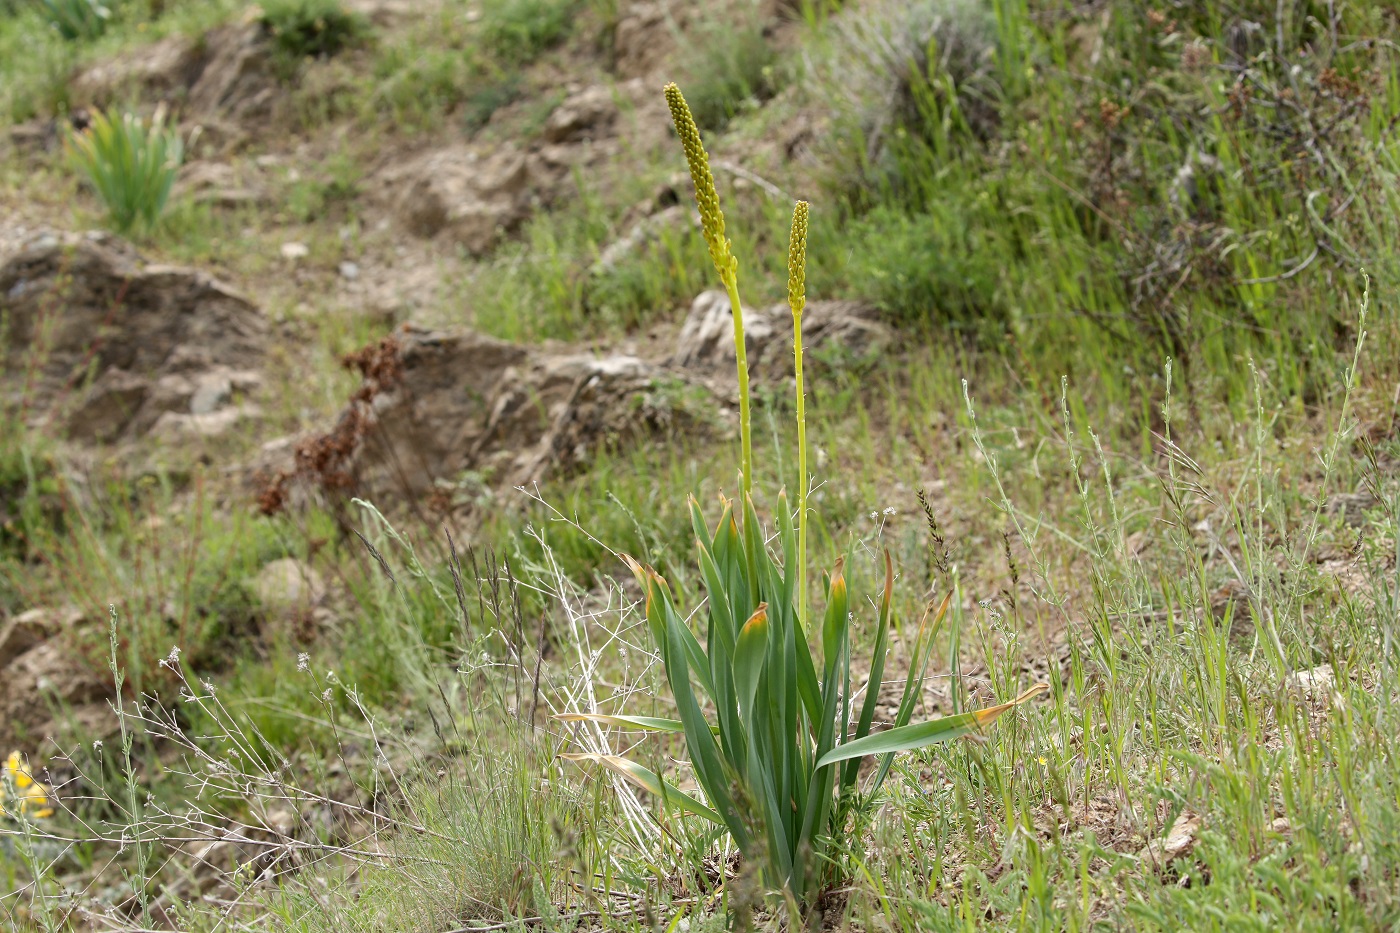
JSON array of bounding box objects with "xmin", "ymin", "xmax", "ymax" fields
[
  {"xmin": 561, "ymin": 754, "xmax": 722, "ymax": 824},
  {"xmin": 820, "ymin": 561, "xmax": 848, "ymax": 682},
  {"xmin": 660, "ymin": 593, "xmax": 750, "ymax": 846},
  {"xmin": 792, "ymin": 622, "xmax": 821, "ymax": 730},
  {"xmin": 865, "ymin": 591, "xmax": 952, "ymax": 800},
  {"xmin": 815, "ymin": 684, "xmax": 1048, "ymax": 768},
  {"xmin": 733, "ymin": 604, "xmax": 769, "ymax": 722}
]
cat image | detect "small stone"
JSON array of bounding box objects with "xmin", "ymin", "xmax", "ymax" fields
[
  {"xmin": 1141, "ymin": 811, "xmax": 1201, "ymax": 868},
  {"xmin": 338, "ymin": 261, "xmax": 360, "ymax": 281},
  {"xmin": 280, "ymin": 242, "xmax": 310, "ymax": 260},
  {"xmin": 253, "ymin": 559, "xmax": 326, "ymax": 614},
  {"xmin": 0, "ymin": 609, "xmax": 65, "ymax": 667},
  {"xmin": 150, "ymin": 405, "xmax": 259, "ymax": 439},
  {"xmin": 189, "ymin": 373, "xmax": 233, "ymax": 415},
  {"xmin": 1286, "ymin": 664, "xmax": 1335, "ymax": 700}
]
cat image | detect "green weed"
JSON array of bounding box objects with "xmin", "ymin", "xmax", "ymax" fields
[
  {"xmin": 677, "ymin": 17, "xmax": 778, "ymax": 132},
  {"xmin": 260, "ymin": 0, "xmax": 368, "ymax": 73},
  {"xmin": 481, "ymin": 0, "xmax": 576, "ymax": 63},
  {"xmin": 39, "ymin": 0, "xmax": 110, "ymax": 41}
]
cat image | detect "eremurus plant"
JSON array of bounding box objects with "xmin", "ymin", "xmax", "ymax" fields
[{"xmin": 560, "ymin": 83, "xmax": 1047, "ymax": 918}]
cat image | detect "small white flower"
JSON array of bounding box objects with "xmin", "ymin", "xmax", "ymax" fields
[
  {"xmin": 883, "ymin": 506, "xmax": 897, "ymax": 516},
  {"xmin": 296, "ymin": 653, "xmax": 310, "ymax": 672}
]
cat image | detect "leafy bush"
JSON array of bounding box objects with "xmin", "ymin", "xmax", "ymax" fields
[
  {"xmin": 67, "ymin": 107, "xmax": 185, "ymax": 234},
  {"xmin": 461, "ymin": 72, "xmax": 522, "ymax": 132},
  {"xmin": 260, "ymin": 0, "xmax": 367, "ymax": 67},
  {"xmin": 847, "ymin": 202, "xmax": 1008, "ymax": 329},
  {"xmin": 39, "ymin": 0, "xmax": 110, "ymax": 41},
  {"xmin": 481, "ymin": 0, "xmax": 575, "ymax": 63},
  {"xmin": 678, "ymin": 19, "xmax": 778, "ymax": 131},
  {"xmin": 560, "ymin": 84, "xmax": 1045, "ymax": 920},
  {"xmin": 811, "ymin": 0, "xmax": 1000, "ymax": 194}
]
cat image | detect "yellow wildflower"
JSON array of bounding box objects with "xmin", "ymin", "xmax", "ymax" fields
[{"xmin": 1, "ymin": 750, "xmax": 56, "ymax": 819}]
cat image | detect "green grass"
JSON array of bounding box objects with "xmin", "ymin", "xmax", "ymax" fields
[
  {"xmin": 39, "ymin": 0, "xmax": 110, "ymax": 42},
  {"xmin": 480, "ymin": 0, "xmax": 578, "ymax": 64},
  {"xmin": 676, "ymin": 16, "xmax": 778, "ymax": 132},
  {"xmin": 260, "ymin": 0, "xmax": 368, "ymax": 71}
]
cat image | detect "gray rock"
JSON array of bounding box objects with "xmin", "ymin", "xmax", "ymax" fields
[
  {"xmin": 189, "ymin": 372, "xmax": 233, "ymax": 415},
  {"xmin": 277, "ymin": 325, "xmax": 721, "ymax": 505},
  {"xmin": 253, "ymin": 559, "xmax": 326, "ymax": 614},
  {"xmin": 543, "ymin": 85, "xmax": 618, "ymax": 143},
  {"xmin": 672, "ymin": 290, "xmax": 891, "ymax": 377},
  {"xmin": 390, "ymin": 146, "xmax": 531, "ymax": 255}
]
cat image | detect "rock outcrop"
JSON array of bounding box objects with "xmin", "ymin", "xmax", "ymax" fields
[
  {"xmin": 379, "ymin": 81, "xmax": 648, "ymax": 256},
  {"xmin": 672, "ymin": 290, "xmax": 892, "ymax": 377},
  {"xmin": 71, "ymin": 24, "xmax": 278, "ymax": 131},
  {"xmin": 262, "ymin": 326, "xmax": 720, "ymax": 509},
  {"xmin": 0, "ymin": 608, "xmax": 113, "ymax": 752},
  {"xmin": 0, "ymin": 231, "xmax": 266, "ymax": 443},
  {"xmin": 385, "ymin": 146, "xmax": 535, "ymax": 255}
]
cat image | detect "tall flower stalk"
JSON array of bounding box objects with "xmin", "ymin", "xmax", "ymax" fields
[
  {"xmin": 664, "ymin": 83, "xmax": 753, "ymax": 493},
  {"xmin": 788, "ymin": 201, "xmax": 809, "ymax": 628}
]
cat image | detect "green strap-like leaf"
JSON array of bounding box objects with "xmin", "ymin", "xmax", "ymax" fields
[
  {"xmin": 815, "ymin": 684, "xmax": 1048, "ymax": 769},
  {"xmin": 561, "ymin": 754, "xmax": 722, "ymax": 824},
  {"xmin": 845, "ymin": 550, "xmax": 895, "ymax": 790},
  {"xmin": 733, "ymin": 603, "xmax": 769, "ymax": 723}
]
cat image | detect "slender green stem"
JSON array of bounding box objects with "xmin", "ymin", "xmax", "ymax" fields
[
  {"xmin": 724, "ymin": 276, "xmax": 754, "ymax": 493},
  {"xmin": 787, "ymin": 201, "xmax": 809, "ymax": 626}
]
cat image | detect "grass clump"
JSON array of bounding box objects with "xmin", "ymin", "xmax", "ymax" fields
[
  {"xmin": 678, "ymin": 18, "xmax": 778, "ymax": 132},
  {"xmin": 66, "ymin": 106, "xmax": 184, "ymax": 234},
  {"xmin": 39, "ymin": 0, "xmax": 110, "ymax": 41},
  {"xmin": 481, "ymin": 0, "xmax": 576, "ymax": 63},
  {"xmin": 260, "ymin": 0, "xmax": 368, "ymax": 70}
]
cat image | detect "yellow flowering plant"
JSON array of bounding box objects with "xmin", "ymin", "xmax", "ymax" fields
[{"xmin": 1, "ymin": 751, "xmax": 56, "ymax": 820}]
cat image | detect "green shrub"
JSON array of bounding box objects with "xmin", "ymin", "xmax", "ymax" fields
[
  {"xmin": 560, "ymin": 83, "xmax": 1045, "ymax": 921},
  {"xmin": 462, "ymin": 72, "xmax": 522, "ymax": 132},
  {"xmin": 39, "ymin": 0, "xmax": 110, "ymax": 41},
  {"xmin": 260, "ymin": 0, "xmax": 367, "ymax": 68},
  {"xmin": 678, "ymin": 20, "xmax": 777, "ymax": 131},
  {"xmin": 846, "ymin": 202, "xmax": 1008, "ymax": 329},
  {"xmin": 809, "ymin": 0, "xmax": 1000, "ymax": 196},
  {"xmin": 67, "ymin": 107, "xmax": 185, "ymax": 234},
  {"xmin": 481, "ymin": 0, "xmax": 575, "ymax": 63}
]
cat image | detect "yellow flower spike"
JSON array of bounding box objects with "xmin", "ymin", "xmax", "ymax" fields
[
  {"xmin": 787, "ymin": 201, "xmax": 808, "ymax": 318},
  {"xmin": 664, "ymin": 82, "xmax": 753, "ymax": 493},
  {"xmin": 663, "ymin": 83, "xmax": 733, "ymax": 282},
  {"xmin": 3, "ymin": 750, "xmax": 56, "ymax": 819}
]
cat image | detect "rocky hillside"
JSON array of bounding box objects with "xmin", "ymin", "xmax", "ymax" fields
[{"xmin": 2, "ymin": 0, "xmax": 1399, "ymax": 929}]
